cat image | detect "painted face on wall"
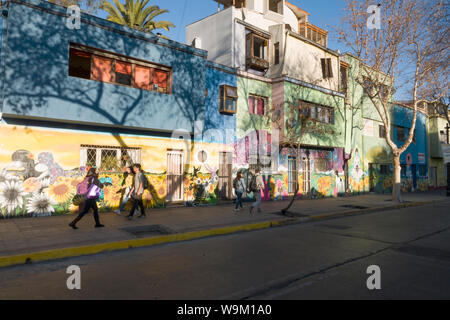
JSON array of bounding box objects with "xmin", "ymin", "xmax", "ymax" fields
[{"xmin": 351, "ymin": 149, "xmax": 364, "ymax": 181}]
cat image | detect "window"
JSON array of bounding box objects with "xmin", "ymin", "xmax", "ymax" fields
[
  {"xmin": 299, "ymin": 23, "xmax": 328, "ymax": 46},
  {"xmin": 340, "ymin": 64, "xmax": 348, "ymax": 94},
  {"xmin": 299, "ymin": 100, "xmax": 335, "ymax": 124},
  {"xmin": 69, "ymin": 48, "xmax": 91, "ymax": 79},
  {"xmin": 115, "ymin": 61, "xmax": 132, "ymax": 86},
  {"xmin": 380, "ymin": 164, "xmax": 391, "ymax": 175},
  {"xmin": 246, "ymin": 32, "xmax": 270, "ymax": 71},
  {"xmin": 274, "ymin": 42, "xmax": 280, "ymax": 65},
  {"xmin": 397, "ymin": 126, "xmax": 406, "ymax": 142},
  {"xmin": 69, "ymin": 44, "xmax": 172, "ymax": 94},
  {"xmin": 379, "ymin": 124, "xmax": 386, "ymax": 138},
  {"xmin": 321, "ymin": 58, "xmax": 333, "ymax": 79},
  {"xmin": 80, "ymin": 145, "xmax": 141, "ymax": 171},
  {"xmin": 249, "ymin": 95, "xmax": 268, "ymax": 116},
  {"xmin": 219, "ymin": 85, "xmax": 238, "ymax": 114},
  {"xmin": 268, "ymin": 0, "xmax": 283, "ymax": 14}
]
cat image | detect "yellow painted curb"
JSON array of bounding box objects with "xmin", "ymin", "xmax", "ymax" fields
[{"xmin": 0, "ymin": 218, "xmax": 297, "ymax": 268}]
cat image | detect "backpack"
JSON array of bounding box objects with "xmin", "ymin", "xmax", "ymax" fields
[
  {"xmin": 233, "ymin": 178, "xmax": 239, "ymax": 190},
  {"xmin": 76, "ymin": 177, "xmax": 90, "ymax": 196},
  {"xmin": 142, "ymin": 173, "xmax": 150, "ymax": 190},
  {"xmin": 249, "ymin": 175, "xmax": 258, "ymax": 192}
]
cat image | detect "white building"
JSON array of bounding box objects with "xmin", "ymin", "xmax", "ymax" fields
[{"xmin": 186, "ymin": 0, "xmax": 345, "ymax": 93}]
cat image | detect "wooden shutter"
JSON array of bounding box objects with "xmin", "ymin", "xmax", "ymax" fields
[
  {"xmin": 321, "ymin": 59, "xmax": 327, "ymax": 78},
  {"xmin": 327, "ymin": 58, "xmax": 333, "ymax": 78}
]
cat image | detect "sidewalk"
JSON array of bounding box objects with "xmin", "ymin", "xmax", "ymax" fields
[{"xmin": 0, "ymin": 191, "xmax": 448, "ymax": 267}]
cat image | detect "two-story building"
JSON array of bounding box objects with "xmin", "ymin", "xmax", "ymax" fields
[{"xmin": 0, "ymin": 0, "xmax": 235, "ymax": 216}]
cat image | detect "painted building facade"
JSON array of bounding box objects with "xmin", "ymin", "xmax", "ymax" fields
[{"xmin": 0, "ymin": 0, "xmax": 234, "ymax": 217}]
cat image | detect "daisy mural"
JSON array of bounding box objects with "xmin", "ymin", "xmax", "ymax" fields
[
  {"xmin": 26, "ymin": 193, "xmax": 56, "ymax": 217},
  {"xmin": 0, "ymin": 180, "xmax": 27, "ymax": 216}
]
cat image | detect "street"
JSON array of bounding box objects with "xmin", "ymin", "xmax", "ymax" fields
[{"xmin": 0, "ymin": 201, "xmax": 449, "ymax": 300}]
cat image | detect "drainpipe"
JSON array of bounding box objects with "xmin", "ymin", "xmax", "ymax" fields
[{"xmin": 0, "ymin": 1, "xmax": 9, "ymax": 121}]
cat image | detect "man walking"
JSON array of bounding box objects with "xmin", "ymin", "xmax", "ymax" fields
[
  {"xmin": 127, "ymin": 164, "xmax": 146, "ymax": 220},
  {"xmin": 249, "ymin": 168, "xmax": 264, "ymax": 214}
]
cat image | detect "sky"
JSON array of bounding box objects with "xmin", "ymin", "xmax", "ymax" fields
[{"xmin": 95, "ymin": 0, "xmax": 348, "ymax": 52}]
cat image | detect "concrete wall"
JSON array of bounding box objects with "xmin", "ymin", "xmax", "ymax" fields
[
  {"xmin": 281, "ymin": 33, "xmax": 340, "ymax": 92},
  {"xmin": 2, "ymin": 0, "xmax": 207, "ymax": 133},
  {"xmin": 204, "ymin": 61, "xmax": 237, "ymax": 144},
  {"xmin": 186, "ymin": 6, "xmax": 233, "ymax": 67}
]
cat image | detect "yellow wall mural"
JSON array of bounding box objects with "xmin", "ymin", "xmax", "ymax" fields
[{"xmin": 0, "ymin": 124, "xmax": 229, "ymax": 217}]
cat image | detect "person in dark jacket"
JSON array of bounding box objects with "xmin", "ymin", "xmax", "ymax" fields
[{"xmin": 69, "ymin": 168, "xmax": 105, "ymax": 229}]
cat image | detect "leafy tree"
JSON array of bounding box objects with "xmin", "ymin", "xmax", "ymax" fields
[{"xmin": 100, "ymin": 0, "xmax": 175, "ymax": 35}]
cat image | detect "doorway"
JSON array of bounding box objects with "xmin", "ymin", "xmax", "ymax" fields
[
  {"xmin": 288, "ymin": 156, "xmax": 298, "ymax": 194},
  {"xmin": 219, "ymin": 152, "xmax": 232, "ymax": 199},
  {"xmin": 302, "ymin": 155, "xmax": 311, "ymax": 194},
  {"xmin": 167, "ymin": 150, "xmax": 184, "ymax": 202}
]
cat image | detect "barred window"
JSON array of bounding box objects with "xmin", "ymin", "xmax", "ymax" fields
[{"xmin": 80, "ymin": 145, "xmax": 141, "ymax": 172}]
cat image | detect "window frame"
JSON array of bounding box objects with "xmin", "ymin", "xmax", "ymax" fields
[
  {"xmin": 299, "ymin": 100, "xmax": 335, "ymax": 125},
  {"xmin": 321, "ymin": 58, "xmax": 333, "ymax": 79},
  {"xmin": 80, "ymin": 145, "xmax": 142, "ymax": 172},
  {"xmin": 248, "ymin": 94, "xmax": 268, "ymax": 116},
  {"xmin": 219, "ymin": 85, "xmax": 238, "ymax": 115},
  {"xmin": 69, "ymin": 43, "xmax": 172, "ymax": 94}
]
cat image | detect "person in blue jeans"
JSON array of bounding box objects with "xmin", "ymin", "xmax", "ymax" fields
[
  {"xmin": 115, "ymin": 166, "xmax": 135, "ymax": 215},
  {"xmin": 233, "ymin": 172, "xmax": 246, "ymax": 212}
]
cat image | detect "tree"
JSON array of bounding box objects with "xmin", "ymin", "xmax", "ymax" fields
[
  {"xmin": 270, "ymin": 100, "xmax": 334, "ymax": 214},
  {"xmin": 100, "ymin": 0, "xmax": 175, "ymax": 35},
  {"xmin": 337, "ymin": 0, "xmax": 449, "ymax": 202}
]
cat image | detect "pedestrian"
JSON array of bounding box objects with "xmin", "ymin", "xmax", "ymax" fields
[
  {"xmin": 233, "ymin": 171, "xmax": 246, "ymax": 212},
  {"xmin": 249, "ymin": 168, "xmax": 264, "ymax": 214},
  {"xmin": 69, "ymin": 168, "xmax": 105, "ymax": 229},
  {"xmin": 115, "ymin": 166, "xmax": 135, "ymax": 215},
  {"xmin": 127, "ymin": 164, "xmax": 147, "ymax": 220}
]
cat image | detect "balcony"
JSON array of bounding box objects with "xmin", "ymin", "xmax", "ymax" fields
[{"xmin": 246, "ymin": 32, "xmax": 270, "ymax": 72}]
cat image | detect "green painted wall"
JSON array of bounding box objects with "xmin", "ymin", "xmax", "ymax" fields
[
  {"xmin": 236, "ymin": 76, "xmax": 273, "ymax": 138},
  {"xmin": 283, "ymin": 81, "xmax": 346, "ymax": 148}
]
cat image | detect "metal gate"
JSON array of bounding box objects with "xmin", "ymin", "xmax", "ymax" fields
[
  {"xmin": 219, "ymin": 152, "xmax": 232, "ymax": 199},
  {"xmin": 167, "ymin": 150, "xmax": 184, "ymax": 202},
  {"xmin": 288, "ymin": 156, "xmax": 298, "ymax": 194}
]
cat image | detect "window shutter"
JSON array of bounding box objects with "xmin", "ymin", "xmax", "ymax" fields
[
  {"xmin": 249, "ymin": 96, "xmax": 254, "ymax": 114},
  {"xmin": 327, "ymin": 58, "xmax": 333, "ymax": 78},
  {"xmin": 257, "ymin": 98, "xmax": 264, "ymax": 115},
  {"xmin": 321, "ymin": 59, "xmax": 327, "ymax": 78}
]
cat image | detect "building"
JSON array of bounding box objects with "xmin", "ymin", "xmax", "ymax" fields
[
  {"xmin": 0, "ymin": 0, "xmax": 234, "ymax": 216},
  {"xmin": 426, "ymin": 102, "xmax": 450, "ymax": 189},
  {"xmin": 187, "ymin": 0, "xmax": 347, "ymax": 200}
]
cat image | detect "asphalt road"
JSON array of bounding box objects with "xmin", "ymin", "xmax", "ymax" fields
[{"xmin": 0, "ymin": 201, "xmax": 449, "ymax": 300}]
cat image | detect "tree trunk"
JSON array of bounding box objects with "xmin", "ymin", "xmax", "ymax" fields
[
  {"xmin": 281, "ymin": 182, "xmax": 299, "ymax": 215},
  {"xmin": 392, "ymin": 154, "xmax": 403, "ymax": 203}
]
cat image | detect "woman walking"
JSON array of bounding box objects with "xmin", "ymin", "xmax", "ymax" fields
[
  {"xmin": 233, "ymin": 172, "xmax": 246, "ymax": 212},
  {"xmin": 69, "ymin": 168, "xmax": 105, "ymax": 229},
  {"xmin": 115, "ymin": 166, "xmax": 135, "ymax": 215}
]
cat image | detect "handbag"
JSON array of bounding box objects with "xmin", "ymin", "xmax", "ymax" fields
[{"xmin": 86, "ymin": 183, "xmax": 100, "ymax": 200}]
